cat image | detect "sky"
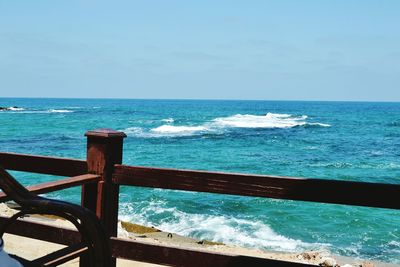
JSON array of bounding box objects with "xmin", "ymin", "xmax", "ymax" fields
[{"xmin": 0, "ymin": 0, "xmax": 399, "ymax": 101}]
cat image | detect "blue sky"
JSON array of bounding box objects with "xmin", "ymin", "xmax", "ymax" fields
[{"xmin": 1, "ymin": 1, "xmax": 399, "ymax": 101}]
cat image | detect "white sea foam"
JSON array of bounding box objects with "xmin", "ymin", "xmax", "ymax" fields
[
  {"xmin": 151, "ymin": 125, "xmax": 209, "ymax": 136},
  {"xmin": 7, "ymin": 107, "xmax": 25, "ymax": 111},
  {"xmin": 161, "ymin": 118, "xmax": 174, "ymax": 123},
  {"xmin": 49, "ymin": 109, "xmax": 73, "ymax": 113},
  {"xmin": 388, "ymin": 241, "xmax": 400, "ymax": 247},
  {"xmin": 386, "ymin": 241, "xmax": 400, "ymax": 254},
  {"xmin": 122, "ymin": 113, "xmax": 330, "ymax": 138},
  {"xmin": 122, "ymin": 125, "xmax": 211, "ymax": 138},
  {"xmin": 156, "ymin": 213, "xmax": 307, "ymax": 251},
  {"xmin": 213, "ymin": 113, "xmax": 319, "ymax": 129},
  {"xmin": 123, "ymin": 127, "xmax": 145, "ymax": 136},
  {"xmin": 119, "ymin": 200, "xmax": 321, "ymax": 252},
  {"xmin": 306, "ymin": 122, "xmax": 331, "ymax": 127}
]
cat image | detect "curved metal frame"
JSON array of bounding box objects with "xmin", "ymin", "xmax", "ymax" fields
[{"xmin": 0, "ymin": 166, "xmax": 111, "ymax": 267}]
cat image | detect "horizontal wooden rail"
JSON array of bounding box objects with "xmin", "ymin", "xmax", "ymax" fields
[
  {"xmin": 0, "ymin": 174, "xmax": 100, "ymax": 202},
  {"xmin": 0, "ymin": 152, "xmax": 87, "ymax": 177},
  {"xmin": 110, "ymin": 237, "xmax": 313, "ymax": 267},
  {"xmin": 0, "ymin": 218, "xmax": 313, "ymax": 267},
  {"xmin": 0, "ymin": 216, "xmax": 80, "ymax": 245},
  {"xmin": 32, "ymin": 243, "xmax": 88, "ymax": 266},
  {"xmin": 113, "ymin": 165, "xmax": 400, "ymax": 209}
]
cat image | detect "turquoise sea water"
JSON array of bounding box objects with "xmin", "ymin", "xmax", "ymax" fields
[{"xmin": 1, "ymin": 98, "xmax": 399, "ymax": 263}]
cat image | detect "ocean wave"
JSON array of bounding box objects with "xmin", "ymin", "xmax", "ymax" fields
[
  {"xmin": 161, "ymin": 118, "xmax": 174, "ymax": 123},
  {"xmin": 7, "ymin": 107, "xmax": 25, "ymax": 111},
  {"xmin": 49, "ymin": 109, "xmax": 73, "ymax": 113},
  {"xmin": 303, "ymin": 122, "xmax": 332, "ymax": 128},
  {"xmin": 122, "ymin": 127, "xmax": 205, "ymax": 138},
  {"xmin": 0, "ymin": 108, "xmax": 74, "ymax": 114},
  {"xmin": 122, "ymin": 112, "xmax": 330, "ymax": 138},
  {"xmin": 0, "ymin": 106, "xmax": 25, "ymax": 111},
  {"xmin": 213, "ymin": 113, "xmax": 313, "ymax": 128},
  {"xmin": 212, "ymin": 113, "xmax": 331, "ymax": 129},
  {"xmin": 123, "ymin": 126, "xmax": 209, "ymax": 138},
  {"xmin": 384, "ymin": 241, "xmax": 400, "ymax": 256},
  {"xmin": 64, "ymin": 106, "xmax": 82, "ymax": 109},
  {"xmin": 119, "ymin": 200, "xmax": 320, "ymax": 252},
  {"xmin": 151, "ymin": 125, "xmax": 209, "ymax": 136},
  {"xmin": 389, "ymin": 121, "xmax": 400, "ymax": 127},
  {"xmin": 123, "ymin": 127, "xmax": 145, "ymax": 136},
  {"xmin": 310, "ymin": 161, "xmax": 400, "ymax": 170}
]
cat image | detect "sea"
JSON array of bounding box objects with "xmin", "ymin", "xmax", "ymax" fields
[{"xmin": 1, "ymin": 98, "xmax": 399, "ymax": 263}]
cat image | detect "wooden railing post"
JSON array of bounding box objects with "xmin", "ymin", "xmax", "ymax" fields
[{"xmin": 81, "ymin": 128, "xmax": 126, "ymax": 267}]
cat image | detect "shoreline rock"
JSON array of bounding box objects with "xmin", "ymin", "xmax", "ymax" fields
[{"xmin": 0, "ymin": 106, "xmax": 21, "ymax": 111}]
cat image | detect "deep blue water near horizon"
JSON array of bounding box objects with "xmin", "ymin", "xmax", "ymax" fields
[{"xmin": 1, "ymin": 98, "xmax": 399, "ymax": 263}]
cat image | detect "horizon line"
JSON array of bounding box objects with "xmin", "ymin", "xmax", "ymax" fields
[{"xmin": 1, "ymin": 96, "xmax": 400, "ymax": 103}]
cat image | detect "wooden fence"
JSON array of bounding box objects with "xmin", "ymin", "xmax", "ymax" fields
[{"xmin": 0, "ymin": 129, "xmax": 399, "ymax": 267}]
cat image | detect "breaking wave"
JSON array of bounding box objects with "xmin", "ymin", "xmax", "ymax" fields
[
  {"xmin": 123, "ymin": 125, "xmax": 209, "ymax": 138},
  {"xmin": 7, "ymin": 107, "xmax": 25, "ymax": 111},
  {"xmin": 49, "ymin": 109, "xmax": 73, "ymax": 113},
  {"xmin": 213, "ymin": 113, "xmax": 326, "ymax": 128},
  {"xmin": 122, "ymin": 113, "xmax": 330, "ymax": 138},
  {"xmin": 151, "ymin": 125, "xmax": 208, "ymax": 136},
  {"xmin": 119, "ymin": 200, "xmax": 322, "ymax": 252}
]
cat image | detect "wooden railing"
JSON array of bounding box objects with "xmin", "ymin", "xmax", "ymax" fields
[{"xmin": 1, "ymin": 129, "xmax": 399, "ymax": 267}]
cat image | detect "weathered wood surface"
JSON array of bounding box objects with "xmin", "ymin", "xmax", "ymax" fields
[
  {"xmin": 82, "ymin": 129, "xmax": 126, "ymax": 267},
  {"xmin": 0, "ymin": 174, "xmax": 100, "ymax": 202},
  {"xmin": 83, "ymin": 129, "xmax": 126, "ymax": 232},
  {"xmin": 110, "ymin": 237, "xmax": 314, "ymax": 267},
  {"xmin": 0, "ymin": 217, "xmax": 313, "ymax": 267},
  {"xmin": 0, "ymin": 152, "xmax": 87, "ymax": 177},
  {"xmin": 113, "ymin": 165, "xmax": 400, "ymax": 209},
  {"xmin": 32, "ymin": 243, "xmax": 88, "ymax": 266},
  {"xmin": 0, "ymin": 216, "xmax": 80, "ymax": 245}
]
